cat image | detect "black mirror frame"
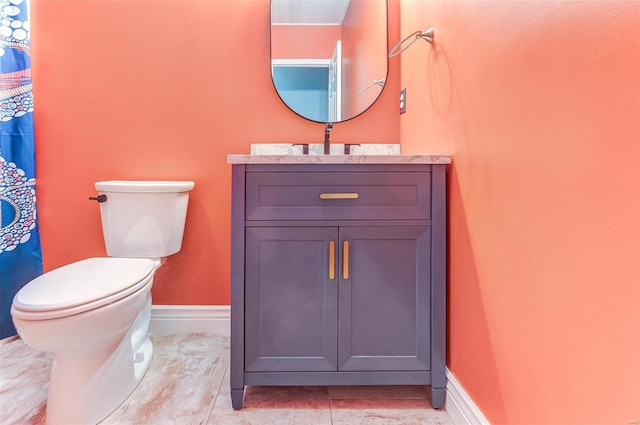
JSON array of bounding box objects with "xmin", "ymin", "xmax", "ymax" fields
[{"xmin": 269, "ymin": 0, "xmax": 389, "ymax": 125}]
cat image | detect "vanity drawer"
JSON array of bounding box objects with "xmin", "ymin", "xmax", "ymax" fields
[{"xmin": 245, "ymin": 171, "xmax": 431, "ymax": 220}]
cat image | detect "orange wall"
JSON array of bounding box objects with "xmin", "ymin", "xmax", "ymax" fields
[
  {"xmin": 399, "ymin": 1, "xmax": 640, "ymax": 423},
  {"xmin": 31, "ymin": 0, "xmax": 399, "ymax": 305}
]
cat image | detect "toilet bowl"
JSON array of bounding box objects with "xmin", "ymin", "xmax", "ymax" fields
[
  {"xmin": 12, "ymin": 257, "xmax": 156, "ymax": 424},
  {"xmin": 11, "ymin": 180, "xmax": 194, "ymax": 425}
]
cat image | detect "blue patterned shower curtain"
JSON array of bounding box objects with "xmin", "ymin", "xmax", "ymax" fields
[{"xmin": 0, "ymin": 0, "xmax": 43, "ymax": 338}]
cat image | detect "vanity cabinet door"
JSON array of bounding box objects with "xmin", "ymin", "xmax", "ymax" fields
[
  {"xmin": 338, "ymin": 226, "xmax": 431, "ymax": 371},
  {"xmin": 244, "ymin": 226, "xmax": 339, "ymax": 372}
]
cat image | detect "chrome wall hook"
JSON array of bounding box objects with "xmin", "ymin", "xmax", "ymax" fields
[{"xmin": 388, "ymin": 28, "xmax": 435, "ymax": 58}]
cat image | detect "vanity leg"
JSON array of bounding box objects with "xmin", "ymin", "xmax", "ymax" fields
[
  {"xmin": 430, "ymin": 386, "xmax": 446, "ymax": 409},
  {"xmin": 231, "ymin": 388, "xmax": 244, "ymax": 410}
]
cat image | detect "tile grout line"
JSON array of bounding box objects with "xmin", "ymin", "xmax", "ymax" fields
[
  {"xmin": 329, "ymin": 397, "xmax": 335, "ymax": 425},
  {"xmin": 205, "ymin": 362, "xmax": 229, "ymax": 422}
]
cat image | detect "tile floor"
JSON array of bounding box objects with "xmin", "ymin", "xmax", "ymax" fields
[{"xmin": 0, "ymin": 333, "xmax": 453, "ymax": 424}]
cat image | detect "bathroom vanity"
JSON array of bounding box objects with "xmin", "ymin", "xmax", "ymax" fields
[{"xmin": 228, "ymin": 154, "xmax": 450, "ymax": 409}]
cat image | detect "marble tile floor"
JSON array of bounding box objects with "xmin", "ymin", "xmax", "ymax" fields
[{"xmin": 0, "ymin": 333, "xmax": 453, "ymax": 424}]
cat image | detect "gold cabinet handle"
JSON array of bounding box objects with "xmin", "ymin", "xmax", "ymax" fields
[
  {"xmin": 343, "ymin": 241, "xmax": 349, "ymax": 279},
  {"xmin": 329, "ymin": 241, "xmax": 335, "ymax": 280},
  {"xmin": 319, "ymin": 193, "xmax": 359, "ymax": 200}
]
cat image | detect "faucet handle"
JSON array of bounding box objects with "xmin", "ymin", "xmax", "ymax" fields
[
  {"xmin": 293, "ymin": 143, "xmax": 309, "ymax": 154},
  {"xmin": 344, "ymin": 144, "xmax": 361, "ymax": 155}
]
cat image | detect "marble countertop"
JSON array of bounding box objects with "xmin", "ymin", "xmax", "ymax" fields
[
  {"xmin": 227, "ymin": 154, "xmax": 451, "ymax": 165},
  {"xmin": 228, "ymin": 143, "xmax": 450, "ymax": 165},
  {"xmin": 227, "ymin": 154, "xmax": 451, "ymax": 164}
]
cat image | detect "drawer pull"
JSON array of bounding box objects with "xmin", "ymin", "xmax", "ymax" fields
[
  {"xmin": 320, "ymin": 193, "xmax": 359, "ymax": 200},
  {"xmin": 329, "ymin": 241, "xmax": 335, "ymax": 280},
  {"xmin": 343, "ymin": 241, "xmax": 350, "ymax": 279}
]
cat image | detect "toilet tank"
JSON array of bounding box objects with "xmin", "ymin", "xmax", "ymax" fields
[{"xmin": 94, "ymin": 180, "xmax": 195, "ymax": 258}]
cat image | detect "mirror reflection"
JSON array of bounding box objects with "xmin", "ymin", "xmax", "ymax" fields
[{"xmin": 270, "ymin": 0, "xmax": 388, "ymax": 123}]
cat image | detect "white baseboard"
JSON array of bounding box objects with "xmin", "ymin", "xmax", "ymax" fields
[
  {"xmin": 446, "ymin": 368, "xmax": 490, "ymax": 425},
  {"xmin": 149, "ymin": 305, "xmax": 230, "ymax": 336},
  {"xmin": 150, "ymin": 305, "xmax": 488, "ymax": 424}
]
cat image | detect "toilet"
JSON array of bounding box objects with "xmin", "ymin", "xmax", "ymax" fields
[{"xmin": 11, "ymin": 180, "xmax": 195, "ymax": 425}]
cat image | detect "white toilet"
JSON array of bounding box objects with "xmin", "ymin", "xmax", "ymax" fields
[{"xmin": 11, "ymin": 180, "xmax": 195, "ymax": 425}]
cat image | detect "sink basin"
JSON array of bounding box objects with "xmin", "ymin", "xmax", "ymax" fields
[{"xmin": 250, "ymin": 143, "xmax": 401, "ymax": 155}]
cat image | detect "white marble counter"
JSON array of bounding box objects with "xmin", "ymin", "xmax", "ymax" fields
[
  {"xmin": 229, "ymin": 143, "xmax": 450, "ymax": 165},
  {"xmin": 227, "ymin": 154, "xmax": 451, "ymax": 165},
  {"xmin": 250, "ymin": 143, "xmax": 401, "ymax": 156}
]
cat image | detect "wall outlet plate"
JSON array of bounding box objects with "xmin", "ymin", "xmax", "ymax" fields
[{"xmin": 400, "ymin": 88, "xmax": 407, "ymax": 114}]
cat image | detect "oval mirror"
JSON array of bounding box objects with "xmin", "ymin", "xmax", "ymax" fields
[{"xmin": 270, "ymin": 0, "xmax": 388, "ymax": 124}]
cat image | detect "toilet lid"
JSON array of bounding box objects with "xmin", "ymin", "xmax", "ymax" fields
[{"xmin": 12, "ymin": 257, "xmax": 155, "ymax": 316}]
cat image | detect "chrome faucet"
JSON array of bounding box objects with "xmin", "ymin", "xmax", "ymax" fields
[{"xmin": 324, "ymin": 123, "xmax": 333, "ymax": 154}]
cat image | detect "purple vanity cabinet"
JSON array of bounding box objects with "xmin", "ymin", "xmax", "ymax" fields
[{"xmin": 230, "ymin": 163, "xmax": 447, "ymax": 410}]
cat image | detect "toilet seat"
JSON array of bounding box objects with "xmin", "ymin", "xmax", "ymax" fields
[{"xmin": 11, "ymin": 257, "xmax": 156, "ymax": 320}]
